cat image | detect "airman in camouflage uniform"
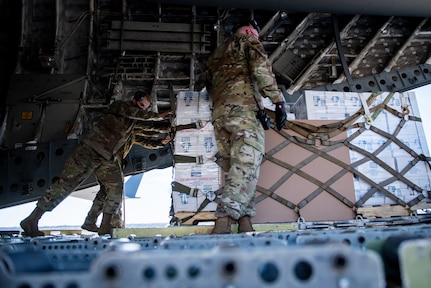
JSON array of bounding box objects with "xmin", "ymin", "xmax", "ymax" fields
[
  {"xmin": 206, "ymin": 21, "xmax": 287, "ymax": 234},
  {"xmin": 20, "ymin": 92, "xmax": 172, "ymax": 237},
  {"xmin": 81, "ymin": 119, "xmax": 171, "ymax": 232}
]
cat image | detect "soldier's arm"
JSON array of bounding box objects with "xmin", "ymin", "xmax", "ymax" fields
[
  {"xmin": 111, "ymin": 101, "xmax": 173, "ymax": 121},
  {"xmin": 134, "ymin": 121, "xmax": 171, "ymax": 134},
  {"xmin": 247, "ymin": 40, "xmax": 284, "ymax": 104},
  {"xmin": 128, "ymin": 109, "xmax": 173, "ymax": 121},
  {"xmin": 134, "ymin": 134, "xmax": 171, "ymax": 149},
  {"xmin": 134, "ymin": 130, "xmax": 160, "ymax": 137}
]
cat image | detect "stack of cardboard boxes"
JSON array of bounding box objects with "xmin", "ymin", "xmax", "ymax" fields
[
  {"xmin": 171, "ymin": 91, "xmax": 220, "ymax": 221},
  {"xmin": 253, "ymin": 91, "xmax": 431, "ymax": 223},
  {"xmin": 171, "ymin": 90, "xmax": 431, "ymax": 224},
  {"xmin": 304, "ymin": 91, "xmax": 430, "ymax": 207}
]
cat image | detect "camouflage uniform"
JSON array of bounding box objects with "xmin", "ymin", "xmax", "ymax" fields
[
  {"xmin": 123, "ymin": 120, "xmax": 171, "ymax": 156},
  {"xmin": 85, "ymin": 182, "xmax": 124, "ymax": 228},
  {"xmin": 84, "ymin": 120, "xmax": 171, "ymax": 228},
  {"xmin": 37, "ymin": 100, "xmax": 167, "ymax": 216},
  {"xmin": 207, "ymin": 32, "xmax": 283, "ymax": 220}
]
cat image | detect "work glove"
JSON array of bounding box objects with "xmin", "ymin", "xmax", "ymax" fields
[{"xmin": 275, "ymin": 102, "xmax": 287, "ymax": 130}]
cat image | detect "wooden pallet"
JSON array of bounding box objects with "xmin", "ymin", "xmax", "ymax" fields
[
  {"xmin": 174, "ymin": 211, "xmax": 216, "ymax": 225},
  {"xmin": 357, "ymin": 203, "xmax": 431, "ymax": 218},
  {"xmin": 357, "ymin": 205, "xmax": 410, "ymax": 218},
  {"xmin": 410, "ymin": 202, "xmax": 431, "ymax": 211}
]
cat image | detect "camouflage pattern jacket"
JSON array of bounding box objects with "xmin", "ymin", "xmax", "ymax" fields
[
  {"xmin": 206, "ymin": 33, "xmax": 284, "ymax": 120},
  {"xmin": 119, "ymin": 121, "xmax": 171, "ymax": 159},
  {"xmin": 82, "ymin": 101, "xmax": 166, "ymax": 161}
]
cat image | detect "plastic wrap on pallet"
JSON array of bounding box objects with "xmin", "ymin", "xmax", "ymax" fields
[
  {"xmin": 305, "ymin": 90, "xmax": 362, "ymax": 120},
  {"xmin": 173, "ymin": 90, "xmax": 220, "ymax": 215},
  {"xmin": 305, "ymin": 91, "xmax": 431, "ymax": 207},
  {"xmin": 174, "ymin": 122, "xmax": 218, "ymax": 159},
  {"xmin": 171, "ymin": 190, "xmax": 218, "ymax": 212},
  {"xmin": 173, "ymin": 162, "xmax": 221, "ymax": 183},
  {"xmin": 175, "ymin": 90, "xmax": 212, "ymax": 126},
  {"xmin": 172, "ymin": 162, "xmax": 220, "ymax": 212}
]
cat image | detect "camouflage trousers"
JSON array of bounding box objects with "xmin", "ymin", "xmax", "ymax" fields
[
  {"xmin": 87, "ymin": 183, "xmax": 124, "ymax": 227},
  {"xmin": 37, "ymin": 142, "xmax": 124, "ymax": 214},
  {"xmin": 212, "ymin": 111, "xmax": 265, "ymax": 220}
]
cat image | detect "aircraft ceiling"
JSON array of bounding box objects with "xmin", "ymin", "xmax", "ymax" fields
[
  {"xmin": 0, "ymin": 0, "xmax": 430, "ymax": 112},
  {"xmin": 0, "ymin": 0, "xmax": 430, "ymax": 208}
]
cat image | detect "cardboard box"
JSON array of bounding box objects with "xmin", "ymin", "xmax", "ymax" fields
[
  {"xmin": 172, "ymin": 91, "xmax": 219, "ymax": 215},
  {"xmin": 174, "ymin": 122, "xmax": 218, "ymax": 159},
  {"xmin": 252, "ymin": 91, "xmax": 431, "ymax": 223},
  {"xmin": 172, "ymin": 162, "xmax": 221, "ymax": 212},
  {"xmin": 175, "ymin": 90, "xmax": 212, "ymax": 125},
  {"xmin": 253, "ymin": 122, "xmax": 357, "ymax": 223}
]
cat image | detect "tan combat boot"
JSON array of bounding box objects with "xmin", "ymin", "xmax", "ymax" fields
[
  {"xmin": 20, "ymin": 207, "xmax": 45, "ymax": 237},
  {"xmin": 81, "ymin": 220, "xmax": 99, "ymax": 232},
  {"xmin": 81, "ymin": 204, "xmax": 100, "ymax": 232},
  {"xmin": 111, "ymin": 212, "xmax": 124, "ymax": 228},
  {"xmin": 212, "ymin": 216, "xmax": 233, "ymax": 234},
  {"xmin": 98, "ymin": 213, "xmax": 114, "ymax": 236},
  {"xmin": 238, "ymin": 216, "xmax": 254, "ymax": 233}
]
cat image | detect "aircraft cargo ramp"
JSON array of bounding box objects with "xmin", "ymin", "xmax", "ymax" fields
[
  {"xmin": 1, "ymin": 217, "xmax": 431, "ymax": 288},
  {"xmin": 1, "ymin": 2, "xmax": 431, "ymax": 287}
]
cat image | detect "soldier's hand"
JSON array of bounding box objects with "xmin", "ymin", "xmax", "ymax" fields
[
  {"xmin": 275, "ymin": 102, "xmax": 287, "ymax": 130},
  {"xmin": 161, "ymin": 135, "xmax": 171, "ymax": 144}
]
